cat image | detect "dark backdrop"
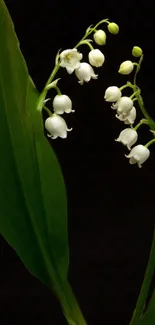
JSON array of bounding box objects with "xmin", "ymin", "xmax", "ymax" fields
[{"xmin": 1, "ymin": 0, "xmax": 155, "ymax": 324}]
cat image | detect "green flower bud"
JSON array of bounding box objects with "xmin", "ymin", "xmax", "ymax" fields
[
  {"xmin": 108, "ymin": 22, "xmax": 119, "ymax": 34},
  {"xmin": 93, "ymin": 29, "xmax": 106, "ymax": 45},
  {"xmin": 132, "ymin": 46, "xmax": 143, "ymax": 57}
]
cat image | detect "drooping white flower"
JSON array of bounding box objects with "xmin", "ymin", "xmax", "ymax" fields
[
  {"xmin": 112, "ymin": 96, "xmax": 133, "ymax": 115},
  {"xmin": 125, "ymin": 145, "xmax": 150, "ymax": 168},
  {"xmin": 53, "ymin": 94, "xmax": 74, "ymax": 114},
  {"xmin": 93, "ymin": 30, "xmax": 106, "ymax": 45},
  {"xmin": 45, "ymin": 114, "xmax": 72, "ymax": 139},
  {"xmin": 115, "ymin": 128, "xmax": 138, "ymax": 150},
  {"xmin": 75, "ymin": 62, "xmax": 98, "ymax": 85},
  {"xmin": 116, "ymin": 106, "xmax": 136, "ymax": 125},
  {"xmin": 104, "ymin": 86, "xmax": 122, "ymax": 102},
  {"xmin": 118, "ymin": 60, "xmax": 134, "ymax": 75},
  {"xmin": 59, "ymin": 49, "xmax": 83, "ymax": 74},
  {"xmin": 88, "ymin": 49, "xmax": 105, "ymax": 67}
]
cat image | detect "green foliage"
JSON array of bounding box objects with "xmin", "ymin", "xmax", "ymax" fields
[{"xmin": 0, "ymin": 0, "xmax": 69, "ymax": 293}]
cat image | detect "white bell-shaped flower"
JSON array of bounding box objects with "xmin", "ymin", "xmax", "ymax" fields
[
  {"xmin": 53, "ymin": 94, "xmax": 74, "ymax": 114},
  {"xmin": 112, "ymin": 96, "xmax": 133, "ymax": 115},
  {"xmin": 104, "ymin": 86, "xmax": 122, "ymax": 102},
  {"xmin": 116, "ymin": 106, "xmax": 136, "ymax": 125},
  {"xmin": 45, "ymin": 114, "xmax": 72, "ymax": 139},
  {"xmin": 75, "ymin": 62, "xmax": 98, "ymax": 85},
  {"xmin": 59, "ymin": 49, "xmax": 83, "ymax": 74},
  {"xmin": 125, "ymin": 144, "xmax": 150, "ymax": 168},
  {"xmin": 118, "ymin": 60, "xmax": 134, "ymax": 75},
  {"xmin": 88, "ymin": 49, "xmax": 105, "ymax": 67},
  {"xmin": 115, "ymin": 128, "xmax": 138, "ymax": 150},
  {"xmin": 93, "ymin": 30, "xmax": 106, "ymax": 45}
]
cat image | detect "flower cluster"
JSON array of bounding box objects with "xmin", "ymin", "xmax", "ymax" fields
[
  {"xmin": 104, "ymin": 46, "xmax": 155, "ymax": 168},
  {"xmin": 37, "ymin": 19, "xmax": 155, "ymax": 168},
  {"xmin": 40, "ymin": 19, "xmax": 119, "ymax": 140}
]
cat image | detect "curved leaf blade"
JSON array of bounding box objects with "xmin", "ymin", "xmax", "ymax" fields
[{"xmin": 0, "ymin": 0, "xmax": 69, "ymax": 289}]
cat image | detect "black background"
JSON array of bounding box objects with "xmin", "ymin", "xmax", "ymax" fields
[{"xmin": 1, "ymin": 0, "xmax": 155, "ymax": 324}]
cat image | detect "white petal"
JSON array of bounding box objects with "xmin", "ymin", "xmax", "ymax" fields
[
  {"xmin": 78, "ymin": 80, "xmax": 84, "ymax": 85},
  {"xmin": 92, "ymin": 73, "xmax": 98, "ymax": 80},
  {"xmin": 59, "ymin": 61, "xmax": 67, "ymax": 68},
  {"xmin": 66, "ymin": 66, "xmax": 75, "ymax": 74},
  {"xmin": 51, "ymin": 135, "xmax": 58, "ymax": 139},
  {"xmin": 111, "ymin": 102, "xmax": 119, "ymax": 110},
  {"xmin": 60, "ymin": 131, "xmax": 67, "ymax": 138}
]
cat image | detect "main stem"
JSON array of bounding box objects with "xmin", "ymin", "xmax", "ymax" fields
[
  {"xmin": 129, "ymin": 230, "xmax": 155, "ymax": 324},
  {"xmin": 135, "ymin": 93, "xmax": 155, "ymax": 130},
  {"xmin": 130, "ymin": 58, "xmax": 155, "ymax": 323},
  {"xmin": 53, "ymin": 278, "xmax": 87, "ymax": 325},
  {"xmin": 133, "ymin": 55, "xmax": 155, "ymax": 130},
  {"xmin": 37, "ymin": 63, "xmax": 60, "ymax": 112}
]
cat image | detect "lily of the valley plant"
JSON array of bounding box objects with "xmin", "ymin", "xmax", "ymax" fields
[
  {"xmin": 1, "ymin": 2, "xmax": 155, "ymax": 325},
  {"xmin": 38, "ymin": 21, "xmax": 155, "ymax": 325}
]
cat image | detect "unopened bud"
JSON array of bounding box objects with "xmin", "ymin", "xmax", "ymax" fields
[
  {"xmin": 93, "ymin": 30, "xmax": 106, "ymax": 45},
  {"xmin": 132, "ymin": 46, "xmax": 143, "ymax": 57},
  {"xmin": 108, "ymin": 22, "xmax": 119, "ymax": 34},
  {"xmin": 118, "ymin": 60, "xmax": 134, "ymax": 75}
]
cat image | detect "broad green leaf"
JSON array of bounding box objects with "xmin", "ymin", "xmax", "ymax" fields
[{"xmin": 0, "ymin": 0, "xmax": 69, "ymax": 292}]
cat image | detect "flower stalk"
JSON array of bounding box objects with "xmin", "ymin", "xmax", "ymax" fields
[
  {"xmin": 37, "ymin": 18, "xmax": 111, "ymax": 114},
  {"xmin": 133, "ymin": 119, "xmax": 149, "ymax": 131},
  {"xmin": 132, "ymin": 55, "xmax": 155, "ymax": 129}
]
